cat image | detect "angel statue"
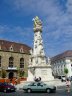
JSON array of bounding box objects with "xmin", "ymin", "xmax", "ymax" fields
[{"xmin": 32, "ymin": 16, "xmax": 42, "ymax": 28}]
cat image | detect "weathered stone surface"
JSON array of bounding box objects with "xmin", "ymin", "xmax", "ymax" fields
[
  {"xmin": 27, "ymin": 16, "xmax": 54, "ymax": 81},
  {"xmin": 0, "ymin": 49, "xmax": 30, "ymax": 78}
]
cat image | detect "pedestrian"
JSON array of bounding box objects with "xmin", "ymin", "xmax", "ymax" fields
[
  {"xmin": 66, "ymin": 78, "xmax": 71, "ymax": 93},
  {"xmin": 10, "ymin": 78, "xmax": 12, "ymax": 83},
  {"xmin": 15, "ymin": 78, "xmax": 17, "ymax": 85},
  {"xmin": 38, "ymin": 77, "xmax": 41, "ymax": 81}
]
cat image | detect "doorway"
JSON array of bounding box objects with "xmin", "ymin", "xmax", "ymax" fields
[{"xmin": 8, "ymin": 72, "xmax": 14, "ymax": 79}]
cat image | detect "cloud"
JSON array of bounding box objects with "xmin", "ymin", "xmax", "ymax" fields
[
  {"xmin": 4, "ymin": 0, "xmax": 62, "ymax": 15},
  {"xmin": 2, "ymin": 0, "xmax": 72, "ymax": 56},
  {"xmin": 66, "ymin": 0, "xmax": 72, "ymax": 13},
  {"xmin": 0, "ymin": 25, "xmax": 32, "ymax": 35},
  {"xmin": 0, "ymin": 25, "xmax": 10, "ymax": 33},
  {"xmin": 0, "ymin": 25, "xmax": 33, "ymax": 46}
]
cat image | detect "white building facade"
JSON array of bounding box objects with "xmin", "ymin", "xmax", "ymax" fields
[{"xmin": 51, "ymin": 50, "xmax": 72, "ymax": 77}]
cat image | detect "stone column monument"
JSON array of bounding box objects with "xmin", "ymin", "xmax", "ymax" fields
[{"xmin": 27, "ymin": 16, "xmax": 54, "ymax": 81}]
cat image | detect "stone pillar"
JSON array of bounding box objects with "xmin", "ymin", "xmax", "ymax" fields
[{"xmin": 27, "ymin": 16, "xmax": 54, "ymax": 81}]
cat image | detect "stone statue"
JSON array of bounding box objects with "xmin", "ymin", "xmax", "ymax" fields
[
  {"xmin": 33, "ymin": 16, "xmax": 42, "ymax": 28},
  {"xmin": 30, "ymin": 49, "xmax": 33, "ymax": 55},
  {"xmin": 48, "ymin": 57, "xmax": 51, "ymax": 65}
]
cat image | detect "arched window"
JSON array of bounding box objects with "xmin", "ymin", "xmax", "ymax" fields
[
  {"xmin": 9, "ymin": 57, "xmax": 14, "ymax": 67},
  {"xmin": 0, "ymin": 56, "xmax": 1, "ymax": 67},
  {"xmin": 20, "ymin": 58, "xmax": 24, "ymax": 68}
]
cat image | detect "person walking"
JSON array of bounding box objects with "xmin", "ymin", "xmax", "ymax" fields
[
  {"xmin": 66, "ymin": 78, "xmax": 71, "ymax": 93},
  {"xmin": 15, "ymin": 78, "xmax": 17, "ymax": 85}
]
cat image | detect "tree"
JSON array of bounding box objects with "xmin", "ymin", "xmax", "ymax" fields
[
  {"xmin": 1, "ymin": 69, "xmax": 6, "ymax": 78},
  {"xmin": 19, "ymin": 70, "xmax": 25, "ymax": 77},
  {"xmin": 64, "ymin": 67, "xmax": 68, "ymax": 77},
  {"xmin": 17, "ymin": 67, "xmax": 25, "ymax": 78},
  {"xmin": 0, "ymin": 71, "xmax": 1, "ymax": 77},
  {"xmin": 18, "ymin": 69, "xmax": 25, "ymax": 77}
]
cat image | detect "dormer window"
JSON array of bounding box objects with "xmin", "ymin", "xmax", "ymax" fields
[
  {"xmin": 9, "ymin": 45, "xmax": 13, "ymax": 51},
  {"xmin": 20, "ymin": 47, "xmax": 24, "ymax": 53}
]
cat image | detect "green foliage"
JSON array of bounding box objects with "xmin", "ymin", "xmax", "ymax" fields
[
  {"xmin": 17, "ymin": 67, "xmax": 25, "ymax": 77},
  {"xmin": 0, "ymin": 71, "xmax": 1, "ymax": 77},
  {"xmin": 64, "ymin": 67, "xmax": 68, "ymax": 75},
  {"xmin": 19, "ymin": 70, "xmax": 25, "ymax": 77},
  {"xmin": 1, "ymin": 69, "xmax": 6, "ymax": 78},
  {"xmin": 18, "ymin": 69, "xmax": 25, "ymax": 77},
  {"xmin": 24, "ymin": 71, "xmax": 28, "ymax": 77}
]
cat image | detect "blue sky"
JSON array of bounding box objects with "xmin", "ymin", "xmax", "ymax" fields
[{"xmin": 0, "ymin": 0, "xmax": 72, "ymax": 57}]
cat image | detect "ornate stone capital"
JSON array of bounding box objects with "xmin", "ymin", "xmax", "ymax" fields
[{"xmin": 33, "ymin": 26, "xmax": 42, "ymax": 32}]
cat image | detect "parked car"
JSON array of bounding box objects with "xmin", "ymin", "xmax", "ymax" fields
[
  {"xmin": 67, "ymin": 76, "xmax": 72, "ymax": 81},
  {"xmin": 61, "ymin": 76, "xmax": 66, "ymax": 82},
  {"xmin": 23, "ymin": 81, "xmax": 56, "ymax": 93},
  {"xmin": 70, "ymin": 76, "xmax": 72, "ymax": 81},
  {"xmin": 58, "ymin": 76, "xmax": 61, "ymax": 79},
  {"xmin": 0, "ymin": 82, "xmax": 16, "ymax": 92}
]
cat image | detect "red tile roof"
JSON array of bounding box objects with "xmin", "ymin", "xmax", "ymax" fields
[
  {"xmin": 51, "ymin": 50, "xmax": 72, "ymax": 62},
  {"xmin": 0, "ymin": 40, "xmax": 31, "ymax": 54}
]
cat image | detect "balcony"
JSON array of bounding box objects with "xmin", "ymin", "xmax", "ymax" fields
[{"xmin": 7, "ymin": 67, "xmax": 17, "ymax": 70}]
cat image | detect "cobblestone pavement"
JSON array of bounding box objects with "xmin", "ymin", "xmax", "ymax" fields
[
  {"xmin": 0, "ymin": 88, "xmax": 72, "ymax": 96},
  {"xmin": 0, "ymin": 79, "xmax": 72, "ymax": 96}
]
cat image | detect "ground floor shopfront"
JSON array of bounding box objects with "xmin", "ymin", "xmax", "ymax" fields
[{"xmin": 0, "ymin": 68, "xmax": 27, "ymax": 85}]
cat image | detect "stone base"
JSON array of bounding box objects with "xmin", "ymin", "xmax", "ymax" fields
[
  {"xmin": 27, "ymin": 70, "xmax": 34, "ymax": 81},
  {"xmin": 27, "ymin": 65, "xmax": 54, "ymax": 81}
]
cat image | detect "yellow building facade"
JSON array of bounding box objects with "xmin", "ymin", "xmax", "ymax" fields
[{"xmin": 0, "ymin": 40, "xmax": 31, "ymax": 79}]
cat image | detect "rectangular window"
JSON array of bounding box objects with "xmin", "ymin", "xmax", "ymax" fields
[
  {"xmin": 9, "ymin": 57, "xmax": 14, "ymax": 67},
  {"xmin": 20, "ymin": 64, "xmax": 24, "ymax": 68},
  {"xmin": 9, "ymin": 62, "xmax": 13, "ymax": 67}
]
